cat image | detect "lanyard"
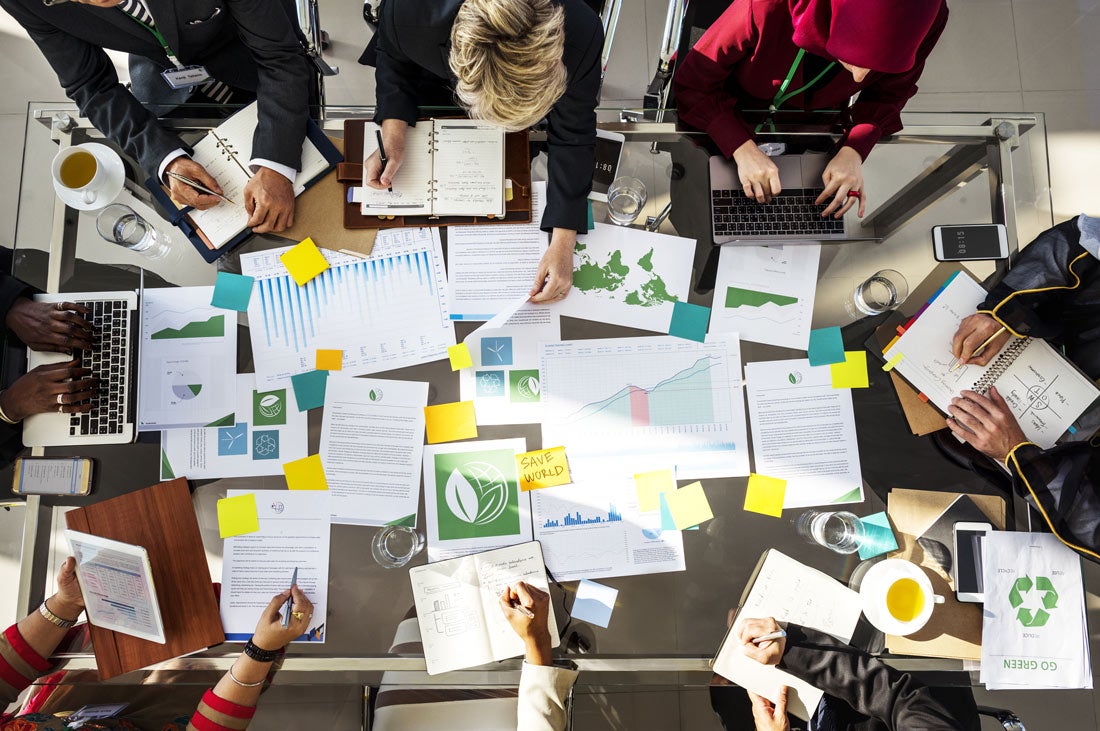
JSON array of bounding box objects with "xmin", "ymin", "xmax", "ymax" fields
[
  {"xmin": 121, "ymin": 12, "xmax": 183, "ymax": 69},
  {"xmin": 755, "ymin": 49, "xmax": 836, "ymax": 134}
]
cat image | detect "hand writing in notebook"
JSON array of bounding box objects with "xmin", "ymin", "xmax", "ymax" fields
[
  {"xmin": 952, "ymin": 313, "xmax": 1011, "ymax": 367},
  {"xmin": 529, "ymin": 228, "xmax": 577, "ymax": 303},
  {"xmin": 946, "ymin": 386, "xmax": 1028, "ymax": 462},
  {"xmin": 364, "ymin": 119, "xmax": 408, "ymax": 189},
  {"xmin": 737, "ymin": 616, "xmax": 788, "ymax": 666},
  {"xmin": 499, "ymin": 581, "xmax": 553, "ymax": 666},
  {"xmin": 165, "ymin": 157, "xmax": 224, "ymax": 210},
  {"xmin": 244, "ymin": 167, "xmax": 295, "ymax": 234}
]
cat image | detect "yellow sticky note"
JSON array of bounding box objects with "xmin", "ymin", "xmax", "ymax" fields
[
  {"xmin": 448, "ymin": 343, "xmax": 473, "ymax": 371},
  {"xmin": 882, "ymin": 352, "xmax": 904, "ymax": 372},
  {"xmin": 830, "ymin": 350, "xmax": 869, "ymax": 389},
  {"xmin": 424, "ymin": 401, "xmax": 478, "ymax": 444},
  {"xmin": 316, "ymin": 349, "xmax": 343, "ymax": 371},
  {"xmin": 517, "ymin": 446, "xmax": 571, "ymax": 491},
  {"xmin": 634, "ymin": 468, "xmax": 676, "ymax": 512},
  {"xmin": 744, "ymin": 473, "xmax": 787, "ymax": 518},
  {"xmin": 665, "ymin": 481, "xmax": 713, "ymax": 530},
  {"xmin": 280, "ymin": 237, "xmax": 330, "ymax": 286},
  {"xmin": 283, "ymin": 454, "xmax": 329, "ymax": 490},
  {"xmin": 217, "ymin": 493, "xmax": 259, "ymax": 539}
]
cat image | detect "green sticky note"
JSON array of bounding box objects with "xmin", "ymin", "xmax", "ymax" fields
[
  {"xmin": 586, "ymin": 199, "xmax": 594, "ymax": 230},
  {"xmin": 217, "ymin": 493, "xmax": 259, "ymax": 539},
  {"xmin": 290, "ymin": 369, "xmax": 329, "ymax": 411},
  {"xmin": 830, "ymin": 351, "xmax": 869, "ymax": 389},
  {"xmin": 211, "ymin": 272, "xmax": 254, "ymax": 311},
  {"xmin": 857, "ymin": 512, "xmax": 898, "ymax": 560},
  {"xmin": 669, "ymin": 301, "xmax": 710, "ymax": 342},
  {"xmin": 808, "ymin": 326, "xmax": 845, "ymax": 366}
]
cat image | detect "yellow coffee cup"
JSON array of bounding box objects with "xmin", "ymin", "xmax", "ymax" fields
[{"xmin": 860, "ymin": 559, "xmax": 944, "ymax": 636}]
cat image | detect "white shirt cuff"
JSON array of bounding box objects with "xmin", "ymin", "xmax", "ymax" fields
[
  {"xmin": 249, "ymin": 158, "xmax": 297, "ymax": 184},
  {"xmin": 158, "ymin": 149, "xmax": 189, "ymax": 183}
]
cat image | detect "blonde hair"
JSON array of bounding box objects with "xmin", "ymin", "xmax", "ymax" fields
[{"xmin": 449, "ymin": 0, "xmax": 568, "ymax": 131}]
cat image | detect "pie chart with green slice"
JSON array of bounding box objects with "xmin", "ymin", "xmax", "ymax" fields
[{"xmin": 169, "ymin": 371, "xmax": 204, "ymax": 401}]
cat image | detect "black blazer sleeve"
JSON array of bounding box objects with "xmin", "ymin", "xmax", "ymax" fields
[
  {"xmin": 372, "ymin": 5, "xmax": 430, "ymax": 127},
  {"xmin": 778, "ymin": 625, "xmax": 976, "ymax": 731},
  {"xmin": 0, "ymin": 275, "xmax": 34, "ymax": 332}
]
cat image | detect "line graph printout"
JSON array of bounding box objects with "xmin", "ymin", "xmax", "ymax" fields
[
  {"xmin": 241, "ymin": 228, "xmax": 455, "ymax": 388},
  {"xmin": 539, "ymin": 334, "xmax": 750, "ymax": 479},
  {"xmin": 709, "ymin": 243, "xmax": 820, "ymax": 350}
]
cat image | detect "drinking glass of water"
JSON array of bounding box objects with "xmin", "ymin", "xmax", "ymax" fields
[
  {"xmin": 795, "ymin": 510, "xmax": 865, "ymax": 554},
  {"xmin": 371, "ymin": 525, "xmax": 425, "ymax": 569},
  {"xmin": 95, "ymin": 203, "xmax": 169, "ymax": 260},
  {"xmin": 846, "ymin": 268, "xmax": 909, "ymax": 318},
  {"xmin": 607, "ymin": 176, "xmax": 647, "ymax": 226}
]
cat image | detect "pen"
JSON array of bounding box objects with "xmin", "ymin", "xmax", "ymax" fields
[
  {"xmin": 950, "ymin": 326, "xmax": 1007, "ymax": 371},
  {"xmin": 282, "ymin": 567, "xmax": 298, "ymax": 629},
  {"xmin": 165, "ymin": 170, "xmax": 236, "ymax": 205},
  {"xmin": 501, "ymin": 589, "xmax": 536, "ymax": 618},
  {"xmin": 375, "ymin": 130, "xmax": 393, "ymax": 192},
  {"xmin": 751, "ymin": 629, "xmax": 787, "ymax": 645}
]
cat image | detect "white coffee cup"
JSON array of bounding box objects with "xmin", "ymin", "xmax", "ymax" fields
[
  {"xmin": 52, "ymin": 144, "xmax": 107, "ymax": 205},
  {"xmin": 860, "ymin": 558, "xmax": 945, "ymax": 636}
]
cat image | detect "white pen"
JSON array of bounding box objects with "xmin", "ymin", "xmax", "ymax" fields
[{"xmin": 751, "ymin": 629, "xmax": 787, "ymax": 645}]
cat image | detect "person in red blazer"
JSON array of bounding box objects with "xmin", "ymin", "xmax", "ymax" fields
[{"xmin": 674, "ymin": 0, "xmax": 948, "ymax": 218}]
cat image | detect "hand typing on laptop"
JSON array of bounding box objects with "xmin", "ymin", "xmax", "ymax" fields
[
  {"xmin": 5, "ymin": 298, "xmax": 94, "ymax": 353},
  {"xmin": 816, "ymin": 146, "xmax": 866, "ymax": 219},
  {"xmin": 0, "ymin": 359, "xmax": 97, "ymax": 422}
]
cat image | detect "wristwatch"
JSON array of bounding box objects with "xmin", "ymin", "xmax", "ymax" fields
[{"xmin": 39, "ymin": 599, "xmax": 79, "ymax": 629}]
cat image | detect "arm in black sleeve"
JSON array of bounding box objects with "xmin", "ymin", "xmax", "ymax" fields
[
  {"xmin": 0, "ymin": 274, "xmax": 35, "ymax": 336},
  {"xmin": 371, "ymin": 8, "xmax": 428, "ymax": 126}
]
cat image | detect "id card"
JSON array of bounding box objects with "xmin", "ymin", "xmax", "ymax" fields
[
  {"xmin": 66, "ymin": 703, "xmax": 129, "ymax": 728},
  {"xmin": 161, "ymin": 65, "xmax": 211, "ymax": 89}
]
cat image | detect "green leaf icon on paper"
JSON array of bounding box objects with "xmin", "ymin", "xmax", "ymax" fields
[{"xmin": 444, "ymin": 464, "xmax": 508, "ymax": 526}]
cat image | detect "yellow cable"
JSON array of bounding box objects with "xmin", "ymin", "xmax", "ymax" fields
[{"xmin": 1008, "ymin": 445, "xmax": 1100, "ymax": 561}]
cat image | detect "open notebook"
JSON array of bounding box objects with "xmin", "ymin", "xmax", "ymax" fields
[
  {"xmin": 883, "ymin": 272, "xmax": 1099, "ymax": 449},
  {"xmin": 355, "ymin": 120, "xmax": 506, "ymax": 217}
]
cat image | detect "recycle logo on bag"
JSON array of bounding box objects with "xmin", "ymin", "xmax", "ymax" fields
[{"xmin": 1008, "ymin": 575, "xmax": 1058, "ymax": 627}]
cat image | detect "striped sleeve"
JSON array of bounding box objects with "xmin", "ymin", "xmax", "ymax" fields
[
  {"xmin": 187, "ymin": 689, "xmax": 256, "ymax": 731},
  {"xmin": 0, "ymin": 624, "xmax": 52, "ymax": 706}
]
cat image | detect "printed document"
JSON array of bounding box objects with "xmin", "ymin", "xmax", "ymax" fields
[
  {"xmin": 221, "ymin": 490, "xmax": 330, "ymax": 643},
  {"xmin": 320, "ymin": 376, "xmax": 429, "ymax": 526}
]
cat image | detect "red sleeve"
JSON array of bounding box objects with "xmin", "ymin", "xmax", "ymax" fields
[
  {"xmin": 187, "ymin": 688, "xmax": 256, "ymax": 731},
  {"xmin": 3, "ymin": 626, "xmax": 51, "ymax": 674},
  {"xmin": 842, "ymin": 2, "xmax": 949, "ymax": 160},
  {"xmin": 672, "ymin": 0, "xmax": 760, "ymax": 158}
]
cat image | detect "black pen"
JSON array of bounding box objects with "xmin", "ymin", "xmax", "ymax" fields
[
  {"xmin": 282, "ymin": 567, "xmax": 298, "ymax": 629},
  {"xmin": 375, "ymin": 130, "xmax": 393, "ymax": 192}
]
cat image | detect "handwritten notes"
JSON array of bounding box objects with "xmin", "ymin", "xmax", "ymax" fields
[
  {"xmin": 283, "ymin": 454, "xmax": 329, "ymax": 491},
  {"xmin": 316, "ymin": 349, "xmax": 343, "ymax": 371},
  {"xmin": 448, "ymin": 343, "xmax": 473, "ymax": 371},
  {"xmin": 424, "ymin": 401, "xmax": 478, "ymax": 444},
  {"xmin": 744, "ymin": 474, "xmax": 787, "ymax": 517},
  {"xmin": 665, "ymin": 481, "xmax": 713, "ymax": 529},
  {"xmin": 211, "ymin": 271, "xmax": 254, "ymax": 311},
  {"xmin": 280, "ymin": 237, "xmax": 330, "ymax": 286},
  {"xmin": 516, "ymin": 446, "xmax": 571, "ymax": 491},
  {"xmin": 634, "ymin": 468, "xmax": 676, "ymax": 512},
  {"xmin": 218, "ymin": 493, "xmax": 259, "ymax": 538},
  {"xmin": 830, "ymin": 351, "xmax": 869, "ymax": 389}
]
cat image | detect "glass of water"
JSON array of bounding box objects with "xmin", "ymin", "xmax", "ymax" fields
[
  {"xmin": 795, "ymin": 510, "xmax": 865, "ymax": 554},
  {"xmin": 847, "ymin": 269, "xmax": 909, "ymax": 318},
  {"xmin": 606, "ymin": 176, "xmax": 647, "ymax": 226},
  {"xmin": 95, "ymin": 203, "xmax": 169, "ymax": 259},
  {"xmin": 371, "ymin": 525, "xmax": 425, "ymax": 569}
]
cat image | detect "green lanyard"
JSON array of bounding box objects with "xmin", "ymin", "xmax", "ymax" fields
[
  {"xmin": 755, "ymin": 49, "xmax": 836, "ymax": 134},
  {"xmin": 121, "ymin": 12, "xmax": 182, "ymax": 68}
]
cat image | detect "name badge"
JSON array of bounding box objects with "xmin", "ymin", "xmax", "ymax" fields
[{"xmin": 161, "ymin": 65, "xmax": 211, "ymax": 90}]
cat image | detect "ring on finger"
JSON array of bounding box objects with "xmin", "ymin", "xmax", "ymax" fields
[
  {"xmin": 55, "ymin": 302, "xmax": 64, "ymax": 311},
  {"xmin": 56, "ymin": 393, "xmax": 64, "ymax": 405},
  {"xmin": 291, "ymin": 610, "xmax": 305, "ymax": 621}
]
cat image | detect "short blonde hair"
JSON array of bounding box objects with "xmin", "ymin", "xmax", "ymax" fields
[{"xmin": 449, "ymin": 0, "xmax": 568, "ymax": 131}]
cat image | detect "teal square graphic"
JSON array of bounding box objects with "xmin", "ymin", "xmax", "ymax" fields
[{"xmin": 252, "ymin": 430, "xmax": 280, "ymax": 460}]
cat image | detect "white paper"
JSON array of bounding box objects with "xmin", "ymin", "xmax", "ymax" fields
[
  {"xmin": 138, "ymin": 286, "xmax": 237, "ymax": 431},
  {"xmin": 709, "ymin": 243, "xmax": 820, "ymax": 350},
  {"xmin": 221, "ymin": 490, "xmax": 330, "ymax": 642},
  {"xmin": 432, "ymin": 121, "xmax": 506, "ymax": 216},
  {"xmin": 159, "ymin": 373, "xmax": 308, "ymax": 479},
  {"xmin": 448, "ymin": 181, "xmax": 548, "ymax": 320},
  {"xmin": 358, "ymin": 122, "xmax": 434, "ymax": 215},
  {"xmin": 539, "ymin": 335, "xmax": 750, "ymax": 480},
  {"xmin": 980, "ymin": 532, "xmax": 1092, "ymax": 690},
  {"xmin": 551, "ymin": 224, "xmax": 696, "ymax": 333},
  {"xmin": 320, "ymin": 375, "xmax": 428, "ymax": 526},
  {"xmin": 744, "ymin": 359, "xmax": 864, "ymax": 508},
  {"xmin": 65, "ymin": 530, "xmax": 166, "ymax": 644},
  {"xmin": 422, "ymin": 438, "xmax": 532, "ymax": 562},
  {"xmin": 241, "ymin": 228, "xmax": 455, "ymax": 388}
]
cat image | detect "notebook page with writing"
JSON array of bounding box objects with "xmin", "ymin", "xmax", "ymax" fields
[
  {"xmin": 712, "ymin": 550, "xmax": 863, "ymax": 721},
  {"xmin": 409, "ymin": 555, "xmax": 495, "ymax": 674},
  {"xmin": 358, "ymin": 122, "xmax": 433, "ymax": 215},
  {"xmin": 432, "ymin": 121, "xmax": 506, "ymax": 216},
  {"xmin": 474, "ymin": 541, "xmax": 559, "ymax": 661}
]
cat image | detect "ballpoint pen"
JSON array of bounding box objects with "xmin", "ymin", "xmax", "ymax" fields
[
  {"xmin": 950, "ymin": 325, "xmax": 1007, "ymax": 371},
  {"xmin": 375, "ymin": 130, "xmax": 393, "ymax": 192},
  {"xmin": 282, "ymin": 567, "xmax": 298, "ymax": 629},
  {"xmin": 502, "ymin": 589, "xmax": 535, "ymax": 618},
  {"xmin": 751, "ymin": 629, "xmax": 787, "ymax": 645},
  {"xmin": 165, "ymin": 170, "xmax": 236, "ymax": 205}
]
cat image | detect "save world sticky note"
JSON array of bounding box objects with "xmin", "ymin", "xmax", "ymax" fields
[
  {"xmin": 283, "ymin": 453, "xmax": 328, "ymax": 491},
  {"xmin": 744, "ymin": 473, "xmax": 787, "ymax": 518},
  {"xmin": 217, "ymin": 493, "xmax": 259, "ymax": 538},
  {"xmin": 669, "ymin": 300, "xmax": 710, "ymax": 342},
  {"xmin": 634, "ymin": 468, "xmax": 676, "ymax": 512},
  {"xmin": 280, "ymin": 237, "xmax": 330, "ymax": 286},
  {"xmin": 448, "ymin": 343, "xmax": 473, "ymax": 371},
  {"xmin": 211, "ymin": 271, "xmax": 254, "ymax": 312},
  {"xmin": 316, "ymin": 349, "xmax": 343, "ymax": 371},
  {"xmin": 808, "ymin": 326, "xmax": 845, "ymax": 366},
  {"xmin": 830, "ymin": 350, "xmax": 869, "ymax": 389},
  {"xmin": 517, "ymin": 446, "xmax": 571, "ymax": 491},
  {"xmin": 424, "ymin": 401, "xmax": 478, "ymax": 444},
  {"xmin": 290, "ymin": 369, "xmax": 329, "ymax": 411},
  {"xmin": 665, "ymin": 481, "xmax": 713, "ymax": 530}
]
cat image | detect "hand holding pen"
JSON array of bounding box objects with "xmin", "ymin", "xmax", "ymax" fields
[
  {"xmin": 951, "ymin": 313, "xmax": 1011, "ymax": 370},
  {"xmin": 365, "ymin": 120, "xmax": 407, "ymax": 191},
  {"xmin": 738, "ymin": 616, "xmax": 787, "ymax": 666},
  {"xmin": 499, "ymin": 582, "xmax": 554, "ymax": 666},
  {"xmin": 163, "ymin": 157, "xmax": 227, "ymax": 210}
]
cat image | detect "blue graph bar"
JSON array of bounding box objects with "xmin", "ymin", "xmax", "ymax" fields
[{"xmin": 542, "ymin": 505, "xmax": 622, "ymax": 529}]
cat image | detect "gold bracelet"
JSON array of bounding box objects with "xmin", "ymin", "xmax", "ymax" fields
[
  {"xmin": 0, "ymin": 391, "xmax": 17, "ymax": 425},
  {"xmin": 39, "ymin": 599, "xmax": 78, "ymax": 629}
]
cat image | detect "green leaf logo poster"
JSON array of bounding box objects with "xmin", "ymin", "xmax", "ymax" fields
[{"xmin": 435, "ymin": 450, "xmax": 520, "ymax": 540}]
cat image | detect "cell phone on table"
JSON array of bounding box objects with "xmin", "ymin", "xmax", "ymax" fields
[
  {"xmin": 589, "ymin": 129, "xmax": 625, "ymax": 203},
  {"xmin": 11, "ymin": 456, "xmax": 93, "ymax": 496},
  {"xmin": 932, "ymin": 224, "xmax": 1009, "ymax": 261},
  {"xmin": 952, "ymin": 521, "xmax": 992, "ymax": 603}
]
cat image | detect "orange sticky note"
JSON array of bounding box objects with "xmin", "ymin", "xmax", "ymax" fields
[
  {"xmin": 316, "ymin": 349, "xmax": 343, "ymax": 371},
  {"xmin": 448, "ymin": 343, "xmax": 473, "ymax": 371},
  {"xmin": 633, "ymin": 468, "xmax": 676, "ymax": 512},
  {"xmin": 665, "ymin": 481, "xmax": 713, "ymax": 529},
  {"xmin": 744, "ymin": 473, "xmax": 787, "ymax": 518},
  {"xmin": 424, "ymin": 401, "xmax": 478, "ymax": 444},
  {"xmin": 217, "ymin": 493, "xmax": 259, "ymax": 538},
  {"xmin": 280, "ymin": 237, "xmax": 330, "ymax": 286},
  {"xmin": 516, "ymin": 446, "xmax": 571, "ymax": 491},
  {"xmin": 830, "ymin": 350, "xmax": 869, "ymax": 389},
  {"xmin": 283, "ymin": 454, "xmax": 328, "ymax": 490}
]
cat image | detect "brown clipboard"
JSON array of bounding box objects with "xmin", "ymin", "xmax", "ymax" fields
[{"xmin": 337, "ymin": 119, "xmax": 532, "ymax": 230}]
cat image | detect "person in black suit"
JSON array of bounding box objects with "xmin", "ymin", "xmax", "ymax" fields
[
  {"xmin": 0, "ymin": 0, "xmax": 312, "ymax": 233},
  {"xmin": 362, "ymin": 0, "xmax": 603, "ymax": 303}
]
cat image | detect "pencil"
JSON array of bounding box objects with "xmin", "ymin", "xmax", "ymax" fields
[{"xmin": 950, "ymin": 326, "xmax": 1007, "ymax": 371}]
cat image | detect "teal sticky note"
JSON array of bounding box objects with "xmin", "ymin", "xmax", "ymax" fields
[
  {"xmin": 659, "ymin": 493, "xmax": 677, "ymax": 531},
  {"xmin": 587, "ymin": 200, "xmax": 594, "ymax": 230},
  {"xmin": 290, "ymin": 370, "xmax": 329, "ymax": 411},
  {"xmin": 808, "ymin": 326, "xmax": 845, "ymax": 366},
  {"xmin": 211, "ymin": 272, "xmax": 255, "ymax": 312},
  {"xmin": 669, "ymin": 301, "xmax": 710, "ymax": 342},
  {"xmin": 857, "ymin": 512, "xmax": 899, "ymax": 560}
]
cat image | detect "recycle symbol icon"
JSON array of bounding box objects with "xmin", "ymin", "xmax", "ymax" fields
[{"xmin": 1008, "ymin": 575, "xmax": 1058, "ymax": 627}]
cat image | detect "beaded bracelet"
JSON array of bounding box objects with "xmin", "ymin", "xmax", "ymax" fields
[{"xmin": 243, "ymin": 638, "xmax": 280, "ymax": 663}]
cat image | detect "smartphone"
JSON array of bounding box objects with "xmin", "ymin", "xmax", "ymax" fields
[
  {"xmin": 932, "ymin": 224, "xmax": 1009, "ymax": 261},
  {"xmin": 952, "ymin": 521, "xmax": 992, "ymax": 602},
  {"xmin": 589, "ymin": 129, "xmax": 625, "ymax": 203},
  {"xmin": 12, "ymin": 457, "xmax": 93, "ymax": 496}
]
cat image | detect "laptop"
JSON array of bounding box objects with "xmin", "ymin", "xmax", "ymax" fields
[
  {"xmin": 709, "ymin": 152, "xmax": 868, "ymax": 244},
  {"xmin": 23, "ymin": 287, "xmax": 140, "ymax": 447}
]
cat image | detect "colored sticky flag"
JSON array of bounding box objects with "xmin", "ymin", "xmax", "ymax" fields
[
  {"xmin": 290, "ymin": 369, "xmax": 329, "ymax": 411},
  {"xmin": 572, "ymin": 579, "xmax": 618, "ymax": 628},
  {"xmin": 669, "ymin": 301, "xmax": 710, "ymax": 342},
  {"xmin": 634, "ymin": 468, "xmax": 676, "ymax": 512},
  {"xmin": 424, "ymin": 401, "xmax": 478, "ymax": 444},
  {"xmin": 744, "ymin": 474, "xmax": 787, "ymax": 518},
  {"xmin": 857, "ymin": 512, "xmax": 899, "ymax": 560},
  {"xmin": 448, "ymin": 343, "xmax": 474, "ymax": 371},
  {"xmin": 217, "ymin": 493, "xmax": 259, "ymax": 538},
  {"xmin": 283, "ymin": 454, "xmax": 328, "ymax": 490},
  {"xmin": 280, "ymin": 237, "xmax": 330, "ymax": 286},
  {"xmin": 665, "ymin": 481, "xmax": 713, "ymax": 530},
  {"xmin": 808, "ymin": 326, "xmax": 845, "ymax": 366},
  {"xmin": 211, "ymin": 271, "xmax": 254, "ymax": 311},
  {"xmin": 517, "ymin": 446, "xmax": 571, "ymax": 491},
  {"xmin": 830, "ymin": 351, "xmax": 869, "ymax": 389},
  {"xmin": 316, "ymin": 349, "xmax": 343, "ymax": 371},
  {"xmin": 882, "ymin": 352, "xmax": 904, "ymax": 372}
]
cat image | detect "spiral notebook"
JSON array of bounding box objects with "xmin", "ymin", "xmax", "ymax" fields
[
  {"xmin": 883, "ymin": 272, "xmax": 1099, "ymax": 449},
  {"xmin": 353, "ymin": 120, "xmax": 506, "ymax": 217}
]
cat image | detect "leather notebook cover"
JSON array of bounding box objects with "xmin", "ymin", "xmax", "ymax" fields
[
  {"xmin": 337, "ymin": 119, "xmax": 532, "ymax": 230},
  {"xmin": 64, "ymin": 478, "xmax": 224, "ymax": 680}
]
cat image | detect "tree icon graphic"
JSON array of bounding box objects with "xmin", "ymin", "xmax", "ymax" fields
[{"xmin": 1009, "ymin": 575, "xmax": 1058, "ymax": 627}]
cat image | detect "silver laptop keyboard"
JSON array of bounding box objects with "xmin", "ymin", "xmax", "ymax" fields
[
  {"xmin": 712, "ymin": 188, "xmax": 846, "ymax": 237},
  {"xmin": 69, "ymin": 299, "xmax": 130, "ymax": 436}
]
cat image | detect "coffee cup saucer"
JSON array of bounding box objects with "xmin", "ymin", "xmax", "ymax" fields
[{"xmin": 53, "ymin": 143, "xmax": 126, "ymax": 211}]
